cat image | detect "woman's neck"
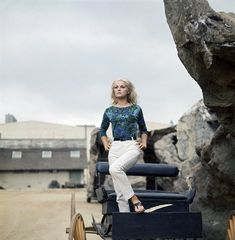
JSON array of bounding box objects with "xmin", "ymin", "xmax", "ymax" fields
[{"xmin": 115, "ymin": 99, "xmax": 131, "ymax": 107}]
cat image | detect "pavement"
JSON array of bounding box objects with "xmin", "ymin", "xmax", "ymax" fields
[{"xmin": 0, "ymin": 188, "xmax": 102, "ymax": 240}]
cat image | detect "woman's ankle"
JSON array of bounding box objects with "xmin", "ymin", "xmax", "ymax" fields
[{"xmin": 130, "ymin": 195, "xmax": 139, "ymax": 203}]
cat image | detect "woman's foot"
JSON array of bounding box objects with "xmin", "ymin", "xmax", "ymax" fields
[
  {"xmin": 130, "ymin": 195, "xmax": 145, "ymax": 213},
  {"xmin": 133, "ymin": 201, "xmax": 145, "ymax": 213}
]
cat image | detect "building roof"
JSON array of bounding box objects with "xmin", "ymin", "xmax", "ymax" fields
[
  {"xmin": 0, "ymin": 139, "xmax": 86, "ymax": 149},
  {"xmin": 0, "ymin": 121, "xmax": 95, "ymax": 139}
]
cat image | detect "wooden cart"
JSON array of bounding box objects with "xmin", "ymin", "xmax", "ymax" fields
[{"xmin": 67, "ymin": 162, "xmax": 203, "ymax": 240}]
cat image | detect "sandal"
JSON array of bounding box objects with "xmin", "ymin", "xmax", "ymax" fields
[{"xmin": 133, "ymin": 201, "xmax": 145, "ymax": 213}]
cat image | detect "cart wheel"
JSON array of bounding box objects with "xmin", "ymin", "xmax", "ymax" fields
[
  {"xmin": 68, "ymin": 213, "xmax": 86, "ymax": 240},
  {"xmin": 227, "ymin": 211, "xmax": 235, "ymax": 240}
]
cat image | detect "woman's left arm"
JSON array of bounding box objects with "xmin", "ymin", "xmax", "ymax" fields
[
  {"xmin": 139, "ymin": 132, "xmax": 148, "ymax": 150},
  {"xmin": 138, "ymin": 106, "xmax": 148, "ymax": 150}
]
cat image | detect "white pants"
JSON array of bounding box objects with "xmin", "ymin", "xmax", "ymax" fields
[{"xmin": 108, "ymin": 140, "xmax": 141, "ymax": 212}]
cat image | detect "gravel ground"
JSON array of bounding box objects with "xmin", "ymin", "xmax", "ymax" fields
[{"xmin": 0, "ymin": 188, "xmax": 102, "ymax": 240}]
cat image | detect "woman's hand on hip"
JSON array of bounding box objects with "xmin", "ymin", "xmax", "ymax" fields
[
  {"xmin": 136, "ymin": 138, "xmax": 147, "ymax": 150},
  {"xmin": 101, "ymin": 136, "xmax": 112, "ymax": 151},
  {"xmin": 138, "ymin": 142, "xmax": 147, "ymax": 150},
  {"xmin": 104, "ymin": 142, "xmax": 112, "ymax": 151}
]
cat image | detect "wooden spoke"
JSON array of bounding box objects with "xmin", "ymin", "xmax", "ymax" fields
[{"xmin": 71, "ymin": 193, "xmax": 76, "ymax": 221}]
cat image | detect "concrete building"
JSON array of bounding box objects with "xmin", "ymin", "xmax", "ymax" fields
[{"xmin": 0, "ymin": 121, "xmax": 95, "ymax": 189}]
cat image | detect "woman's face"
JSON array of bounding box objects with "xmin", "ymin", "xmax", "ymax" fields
[{"xmin": 113, "ymin": 80, "xmax": 129, "ymax": 99}]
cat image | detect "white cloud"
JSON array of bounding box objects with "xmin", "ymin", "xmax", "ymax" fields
[{"xmin": 0, "ymin": 0, "xmax": 234, "ymax": 126}]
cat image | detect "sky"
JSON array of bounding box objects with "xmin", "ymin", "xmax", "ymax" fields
[{"xmin": 1, "ymin": 0, "xmax": 234, "ymax": 127}]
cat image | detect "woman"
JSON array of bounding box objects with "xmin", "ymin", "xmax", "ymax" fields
[{"xmin": 100, "ymin": 78, "xmax": 148, "ymax": 213}]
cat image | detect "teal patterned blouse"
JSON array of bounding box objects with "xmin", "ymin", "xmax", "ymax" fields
[{"xmin": 100, "ymin": 104, "xmax": 148, "ymax": 139}]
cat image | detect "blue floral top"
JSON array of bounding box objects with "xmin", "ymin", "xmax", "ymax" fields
[{"xmin": 100, "ymin": 104, "xmax": 148, "ymax": 139}]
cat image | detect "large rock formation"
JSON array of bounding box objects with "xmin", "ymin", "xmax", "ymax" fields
[
  {"xmin": 163, "ymin": 1, "xmax": 235, "ymax": 239},
  {"xmin": 154, "ymin": 100, "xmax": 218, "ymax": 191}
]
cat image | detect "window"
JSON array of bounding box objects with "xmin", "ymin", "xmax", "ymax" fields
[
  {"xmin": 42, "ymin": 151, "xmax": 52, "ymax": 158},
  {"xmin": 12, "ymin": 151, "xmax": 22, "ymax": 159},
  {"xmin": 70, "ymin": 150, "xmax": 80, "ymax": 158}
]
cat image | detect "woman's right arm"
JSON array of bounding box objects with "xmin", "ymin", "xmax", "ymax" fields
[{"xmin": 100, "ymin": 110, "xmax": 111, "ymax": 151}]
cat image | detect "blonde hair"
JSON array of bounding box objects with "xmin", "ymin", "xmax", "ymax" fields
[{"xmin": 111, "ymin": 78, "xmax": 137, "ymax": 104}]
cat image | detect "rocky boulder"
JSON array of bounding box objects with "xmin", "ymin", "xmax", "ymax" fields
[
  {"xmin": 154, "ymin": 100, "xmax": 218, "ymax": 191},
  {"xmin": 176, "ymin": 100, "xmax": 218, "ymax": 175},
  {"xmin": 163, "ymin": 1, "xmax": 235, "ymax": 239}
]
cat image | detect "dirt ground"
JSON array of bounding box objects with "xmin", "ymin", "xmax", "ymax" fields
[{"xmin": 0, "ymin": 188, "xmax": 102, "ymax": 240}]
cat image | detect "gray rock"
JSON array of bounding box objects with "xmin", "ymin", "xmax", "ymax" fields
[
  {"xmin": 154, "ymin": 100, "xmax": 218, "ymax": 192},
  {"xmin": 163, "ymin": 0, "xmax": 235, "ymax": 133},
  {"xmin": 163, "ymin": 1, "xmax": 235, "ymax": 239},
  {"xmin": 177, "ymin": 100, "xmax": 217, "ymax": 162},
  {"xmin": 154, "ymin": 132, "xmax": 180, "ymax": 166}
]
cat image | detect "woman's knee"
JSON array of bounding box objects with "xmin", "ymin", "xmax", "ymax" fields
[{"xmin": 109, "ymin": 165, "xmax": 121, "ymax": 176}]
